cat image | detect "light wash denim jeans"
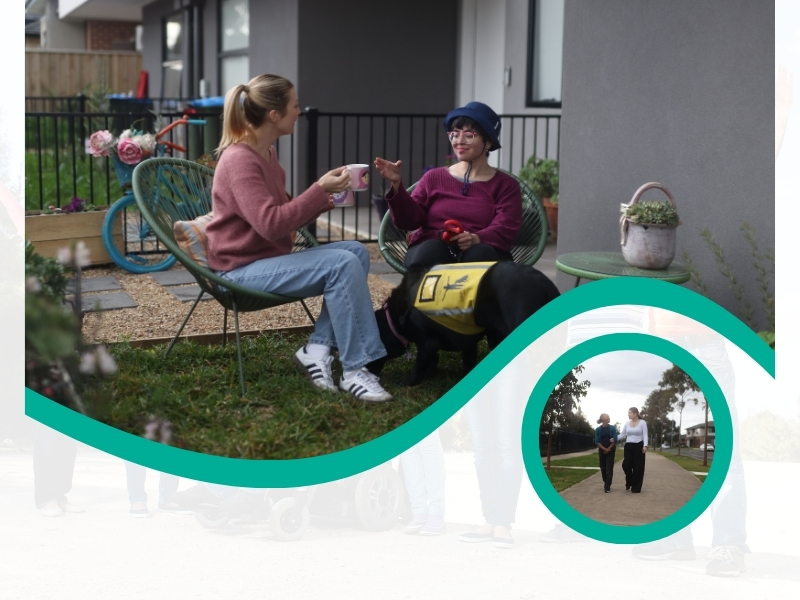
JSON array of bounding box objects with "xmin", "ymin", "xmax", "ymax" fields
[
  {"xmin": 218, "ymin": 241, "xmax": 386, "ymax": 371},
  {"xmin": 463, "ymin": 370, "xmax": 526, "ymax": 530},
  {"xmin": 399, "ymin": 431, "xmax": 445, "ymax": 516},
  {"xmin": 124, "ymin": 462, "xmax": 179, "ymax": 506}
]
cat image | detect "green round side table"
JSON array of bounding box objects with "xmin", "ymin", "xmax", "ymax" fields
[{"xmin": 556, "ymin": 252, "xmax": 691, "ymax": 288}]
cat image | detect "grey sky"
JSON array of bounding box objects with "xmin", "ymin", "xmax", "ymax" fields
[{"xmin": 574, "ymin": 351, "xmax": 709, "ymax": 434}]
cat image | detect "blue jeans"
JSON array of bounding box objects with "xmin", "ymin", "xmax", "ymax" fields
[
  {"xmin": 463, "ymin": 371, "xmax": 526, "ymax": 530},
  {"xmin": 219, "ymin": 241, "xmax": 386, "ymax": 371},
  {"xmin": 400, "ymin": 431, "xmax": 445, "ymax": 516},
  {"xmin": 124, "ymin": 462, "xmax": 179, "ymax": 506}
]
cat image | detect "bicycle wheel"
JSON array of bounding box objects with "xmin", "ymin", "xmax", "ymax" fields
[{"xmin": 102, "ymin": 193, "xmax": 177, "ymax": 273}]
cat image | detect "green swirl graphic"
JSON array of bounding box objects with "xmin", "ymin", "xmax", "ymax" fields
[
  {"xmin": 522, "ymin": 334, "xmax": 731, "ymax": 543},
  {"xmin": 26, "ymin": 278, "xmax": 773, "ymax": 487}
]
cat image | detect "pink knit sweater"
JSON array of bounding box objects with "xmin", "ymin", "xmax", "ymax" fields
[
  {"xmin": 385, "ymin": 167, "xmax": 522, "ymax": 251},
  {"xmin": 206, "ymin": 143, "xmax": 330, "ymax": 271}
]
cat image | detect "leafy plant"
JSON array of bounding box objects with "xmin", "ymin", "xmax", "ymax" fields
[
  {"xmin": 682, "ymin": 223, "xmax": 774, "ymax": 347},
  {"xmin": 625, "ymin": 201, "xmax": 679, "ymax": 226},
  {"xmin": 518, "ymin": 156, "xmax": 559, "ymax": 200},
  {"xmin": 25, "ymin": 242, "xmax": 117, "ymax": 414}
]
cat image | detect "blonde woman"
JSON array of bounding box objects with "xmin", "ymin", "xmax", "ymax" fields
[
  {"xmin": 618, "ymin": 407, "xmax": 648, "ymax": 493},
  {"xmin": 594, "ymin": 414, "xmax": 618, "ymax": 493},
  {"xmin": 206, "ymin": 74, "xmax": 391, "ymax": 402}
]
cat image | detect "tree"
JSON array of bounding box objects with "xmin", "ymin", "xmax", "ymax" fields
[
  {"xmin": 541, "ymin": 365, "xmax": 591, "ymax": 469},
  {"xmin": 658, "ymin": 365, "xmax": 700, "ymax": 456},
  {"xmin": 641, "ymin": 388, "xmax": 677, "ymax": 451}
]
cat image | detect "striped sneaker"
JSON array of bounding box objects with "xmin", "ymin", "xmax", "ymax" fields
[
  {"xmin": 293, "ymin": 346, "xmax": 338, "ymax": 392},
  {"xmin": 339, "ymin": 368, "xmax": 393, "ymax": 402}
]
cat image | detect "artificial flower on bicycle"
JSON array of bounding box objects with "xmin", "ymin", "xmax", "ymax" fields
[{"xmin": 87, "ymin": 128, "xmax": 158, "ymax": 165}]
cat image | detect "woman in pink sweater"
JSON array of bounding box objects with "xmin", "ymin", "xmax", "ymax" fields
[
  {"xmin": 206, "ymin": 74, "xmax": 391, "ymax": 402},
  {"xmin": 374, "ymin": 101, "xmax": 522, "ymax": 268}
]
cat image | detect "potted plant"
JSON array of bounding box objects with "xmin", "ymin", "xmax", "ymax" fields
[
  {"xmin": 519, "ymin": 156, "xmax": 559, "ymax": 237},
  {"xmin": 620, "ymin": 182, "xmax": 680, "ymax": 269}
]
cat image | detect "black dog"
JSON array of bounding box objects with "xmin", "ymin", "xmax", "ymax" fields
[{"xmin": 367, "ymin": 261, "xmax": 560, "ymax": 385}]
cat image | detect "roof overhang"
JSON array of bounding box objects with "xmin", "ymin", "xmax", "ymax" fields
[{"xmin": 58, "ymin": 0, "xmax": 150, "ymax": 22}]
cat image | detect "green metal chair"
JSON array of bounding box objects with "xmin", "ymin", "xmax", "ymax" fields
[
  {"xmin": 132, "ymin": 157, "xmax": 319, "ymax": 396},
  {"xmin": 377, "ymin": 170, "xmax": 548, "ymax": 274}
]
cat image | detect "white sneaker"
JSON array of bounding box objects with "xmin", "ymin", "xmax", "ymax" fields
[
  {"xmin": 339, "ymin": 368, "xmax": 393, "ymax": 402},
  {"xmin": 293, "ymin": 346, "xmax": 337, "ymax": 392}
]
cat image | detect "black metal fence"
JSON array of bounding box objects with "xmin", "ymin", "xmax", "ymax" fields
[
  {"xmin": 539, "ymin": 429, "xmax": 596, "ymax": 456},
  {"xmin": 24, "ymin": 101, "xmax": 561, "ymax": 243}
]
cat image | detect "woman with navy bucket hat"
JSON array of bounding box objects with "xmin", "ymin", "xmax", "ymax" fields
[{"xmin": 374, "ymin": 102, "xmax": 522, "ymax": 268}]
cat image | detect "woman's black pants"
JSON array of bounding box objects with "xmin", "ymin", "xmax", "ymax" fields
[
  {"xmin": 598, "ymin": 448, "xmax": 615, "ymax": 491},
  {"xmin": 622, "ymin": 441, "xmax": 646, "ymax": 493}
]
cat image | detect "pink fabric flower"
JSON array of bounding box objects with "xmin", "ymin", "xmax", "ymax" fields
[
  {"xmin": 117, "ymin": 137, "xmax": 144, "ymax": 165},
  {"xmin": 88, "ymin": 130, "xmax": 114, "ymax": 157}
]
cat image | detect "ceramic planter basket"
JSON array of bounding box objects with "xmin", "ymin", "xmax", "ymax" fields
[{"xmin": 620, "ymin": 182, "xmax": 678, "ymax": 270}]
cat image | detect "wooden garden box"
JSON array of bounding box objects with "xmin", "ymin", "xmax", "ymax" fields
[{"xmin": 25, "ymin": 210, "xmax": 122, "ymax": 266}]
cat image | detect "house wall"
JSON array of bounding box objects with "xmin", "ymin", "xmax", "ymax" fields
[
  {"xmin": 86, "ymin": 20, "xmax": 138, "ymax": 51},
  {"xmin": 557, "ymin": 0, "xmax": 774, "ymax": 329},
  {"xmin": 42, "ymin": 0, "xmax": 86, "ymax": 49}
]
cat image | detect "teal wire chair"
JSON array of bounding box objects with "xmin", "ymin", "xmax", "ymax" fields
[
  {"xmin": 378, "ymin": 170, "xmax": 548, "ymax": 274},
  {"xmin": 132, "ymin": 157, "xmax": 319, "ymax": 396}
]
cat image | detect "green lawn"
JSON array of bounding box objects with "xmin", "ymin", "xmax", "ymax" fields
[
  {"xmin": 660, "ymin": 450, "xmax": 711, "ymax": 481},
  {"xmin": 81, "ymin": 332, "xmax": 484, "ymax": 460},
  {"xmin": 543, "ymin": 451, "xmax": 622, "ymax": 492}
]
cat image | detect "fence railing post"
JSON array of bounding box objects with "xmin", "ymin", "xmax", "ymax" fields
[{"xmin": 304, "ymin": 106, "xmax": 319, "ymax": 238}]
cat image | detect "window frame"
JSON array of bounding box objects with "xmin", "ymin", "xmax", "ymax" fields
[
  {"xmin": 525, "ymin": 0, "xmax": 563, "ymax": 109},
  {"xmin": 217, "ymin": 0, "xmax": 250, "ymax": 95}
]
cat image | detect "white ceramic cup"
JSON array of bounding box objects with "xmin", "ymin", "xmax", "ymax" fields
[
  {"xmin": 346, "ymin": 164, "xmax": 370, "ymax": 191},
  {"xmin": 331, "ymin": 189, "xmax": 355, "ymax": 207}
]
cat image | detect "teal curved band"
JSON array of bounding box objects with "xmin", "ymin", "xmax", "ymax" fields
[
  {"xmin": 522, "ymin": 333, "xmax": 732, "ymax": 544},
  {"xmin": 25, "ymin": 278, "xmax": 773, "ymax": 487}
]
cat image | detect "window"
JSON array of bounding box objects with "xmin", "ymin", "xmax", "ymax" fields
[
  {"xmin": 162, "ymin": 12, "xmax": 184, "ymax": 97},
  {"xmin": 219, "ymin": 0, "xmax": 249, "ymax": 94},
  {"xmin": 526, "ymin": 0, "xmax": 564, "ymax": 107}
]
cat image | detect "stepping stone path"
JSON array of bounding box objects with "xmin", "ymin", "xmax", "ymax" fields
[{"xmin": 73, "ymin": 263, "xmax": 402, "ymax": 312}]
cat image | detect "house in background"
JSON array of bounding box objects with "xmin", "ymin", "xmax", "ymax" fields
[
  {"xmin": 685, "ymin": 421, "xmax": 715, "ymax": 449},
  {"xmin": 28, "ymin": 0, "xmax": 142, "ymax": 50},
  {"xmin": 29, "ymin": 0, "xmax": 774, "ymax": 321}
]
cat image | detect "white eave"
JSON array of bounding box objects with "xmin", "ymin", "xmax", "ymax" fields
[{"xmin": 58, "ymin": 0, "xmax": 150, "ymax": 22}]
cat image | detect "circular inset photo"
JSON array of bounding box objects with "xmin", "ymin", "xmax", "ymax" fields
[{"xmin": 522, "ymin": 334, "xmax": 731, "ymax": 543}]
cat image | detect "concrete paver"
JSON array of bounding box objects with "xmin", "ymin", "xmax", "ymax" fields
[
  {"xmin": 66, "ymin": 276, "xmax": 121, "ymax": 293},
  {"xmin": 166, "ymin": 286, "xmax": 212, "ymax": 302},
  {"xmin": 559, "ymin": 451, "xmax": 701, "ymax": 525}
]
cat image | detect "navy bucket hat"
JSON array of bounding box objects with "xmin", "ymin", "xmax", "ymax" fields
[{"xmin": 443, "ymin": 101, "xmax": 502, "ymax": 151}]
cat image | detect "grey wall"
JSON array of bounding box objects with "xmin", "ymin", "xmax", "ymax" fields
[
  {"xmin": 43, "ymin": 0, "xmax": 85, "ymax": 50},
  {"xmin": 297, "ymin": 0, "xmax": 459, "ymax": 113},
  {"xmin": 558, "ymin": 0, "xmax": 774, "ymax": 330}
]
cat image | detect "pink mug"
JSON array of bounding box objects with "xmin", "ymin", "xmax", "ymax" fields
[{"xmin": 346, "ymin": 164, "xmax": 370, "ymax": 191}]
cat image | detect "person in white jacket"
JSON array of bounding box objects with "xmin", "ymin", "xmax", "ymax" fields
[{"xmin": 618, "ymin": 407, "xmax": 648, "ymax": 493}]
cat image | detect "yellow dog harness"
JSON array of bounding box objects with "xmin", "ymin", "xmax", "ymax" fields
[{"xmin": 413, "ymin": 262, "xmax": 495, "ymax": 335}]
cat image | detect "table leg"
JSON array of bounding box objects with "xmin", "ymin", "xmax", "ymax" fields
[{"xmin": 573, "ymin": 277, "xmax": 582, "ymax": 288}]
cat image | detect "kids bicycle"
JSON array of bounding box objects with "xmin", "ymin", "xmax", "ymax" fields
[{"xmin": 101, "ymin": 116, "xmax": 207, "ymax": 273}]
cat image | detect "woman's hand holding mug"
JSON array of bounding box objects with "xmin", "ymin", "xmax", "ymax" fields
[{"xmin": 318, "ymin": 166, "xmax": 351, "ymax": 194}]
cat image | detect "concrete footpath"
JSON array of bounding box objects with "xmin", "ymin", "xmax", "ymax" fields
[{"xmin": 559, "ymin": 451, "xmax": 701, "ymax": 526}]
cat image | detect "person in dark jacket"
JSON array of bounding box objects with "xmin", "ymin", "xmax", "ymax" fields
[{"xmin": 595, "ymin": 413, "xmax": 618, "ymax": 493}]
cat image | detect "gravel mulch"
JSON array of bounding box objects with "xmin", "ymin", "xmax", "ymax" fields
[{"xmin": 80, "ymin": 242, "xmax": 397, "ymax": 344}]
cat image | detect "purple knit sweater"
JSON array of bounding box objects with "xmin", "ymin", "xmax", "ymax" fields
[
  {"xmin": 206, "ymin": 143, "xmax": 330, "ymax": 271},
  {"xmin": 385, "ymin": 167, "xmax": 522, "ymax": 251}
]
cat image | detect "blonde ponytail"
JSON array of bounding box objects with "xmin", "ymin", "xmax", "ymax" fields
[{"xmin": 216, "ymin": 74, "xmax": 295, "ymax": 156}]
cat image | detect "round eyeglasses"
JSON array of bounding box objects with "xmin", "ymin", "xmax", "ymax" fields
[{"xmin": 447, "ymin": 130, "xmax": 478, "ymax": 143}]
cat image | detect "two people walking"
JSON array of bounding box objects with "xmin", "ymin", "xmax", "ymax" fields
[{"xmin": 595, "ymin": 408, "xmax": 648, "ymax": 493}]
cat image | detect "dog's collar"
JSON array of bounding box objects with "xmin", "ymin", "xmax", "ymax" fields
[{"xmin": 383, "ymin": 303, "xmax": 410, "ymax": 348}]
